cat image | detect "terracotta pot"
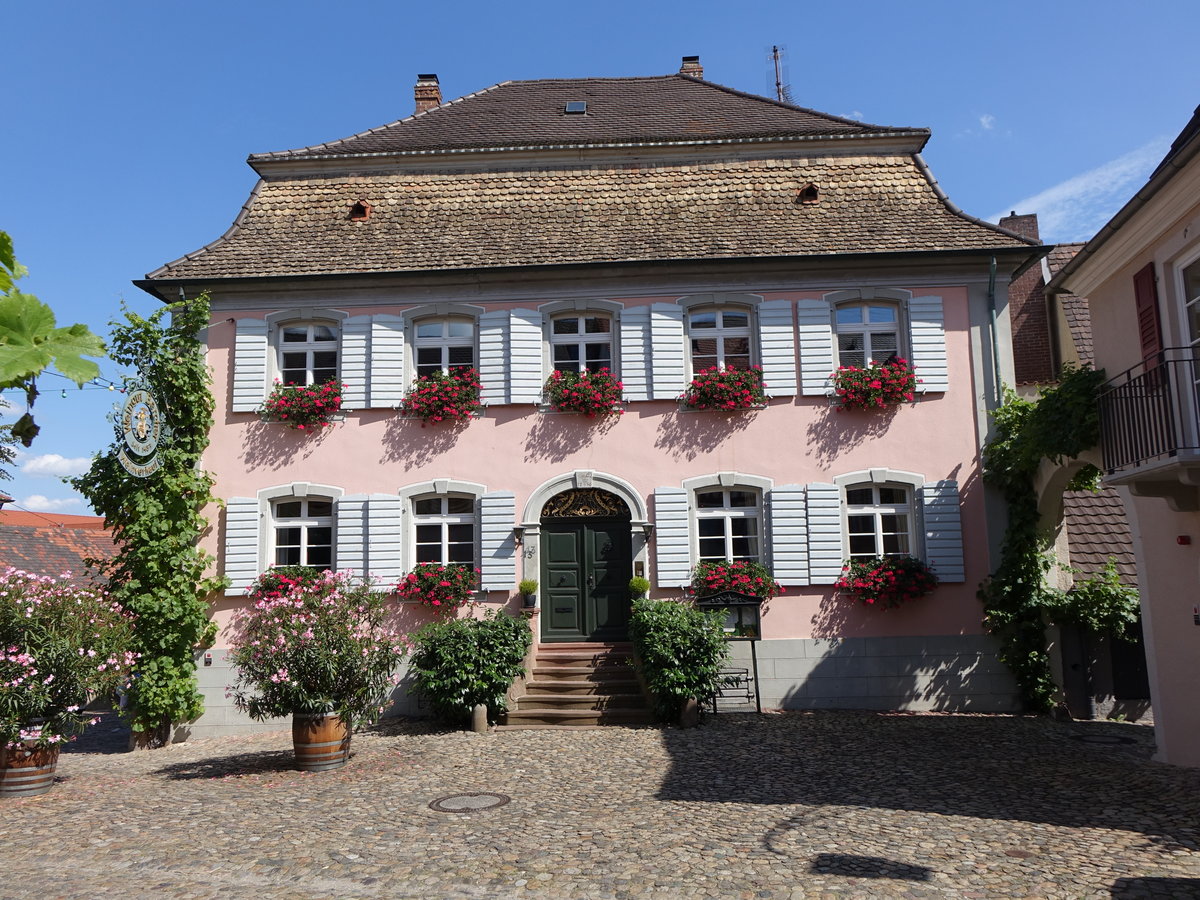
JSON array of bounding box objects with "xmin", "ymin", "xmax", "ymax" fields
[
  {"xmin": 291, "ymin": 712, "xmax": 350, "ymax": 772},
  {"xmin": 0, "ymin": 743, "xmax": 61, "ymax": 799}
]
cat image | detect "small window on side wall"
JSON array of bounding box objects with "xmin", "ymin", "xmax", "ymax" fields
[
  {"xmin": 279, "ymin": 322, "xmax": 339, "ymax": 386},
  {"xmin": 844, "ymin": 483, "xmax": 912, "ymax": 558},
  {"xmin": 835, "ymin": 303, "xmax": 900, "ymax": 368},
  {"xmin": 272, "ymin": 497, "xmax": 334, "ymax": 569}
]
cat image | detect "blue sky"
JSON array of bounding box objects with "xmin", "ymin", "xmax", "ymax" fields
[{"xmin": 1, "ymin": 0, "xmax": 1195, "ymax": 514}]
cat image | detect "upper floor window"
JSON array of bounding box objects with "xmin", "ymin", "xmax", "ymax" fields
[
  {"xmin": 272, "ymin": 497, "xmax": 334, "ymax": 569},
  {"xmin": 414, "ymin": 318, "xmax": 474, "ymax": 378},
  {"xmin": 413, "ymin": 494, "xmax": 476, "ymax": 565},
  {"xmin": 844, "ymin": 483, "xmax": 912, "ymax": 559},
  {"xmin": 835, "ymin": 303, "xmax": 900, "ymax": 368},
  {"xmin": 688, "ymin": 308, "xmax": 752, "ymax": 372},
  {"xmin": 551, "ymin": 314, "xmax": 613, "ymax": 373},
  {"xmin": 1183, "ymin": 259, "xmax": 1200, "ymax": 349},
  {"xmin": 696, "ymin": 488, "xmax": 761, "ymax": 563},
  {"xmin": 279, "ymin": 322, "xmax": 338, "ymax": 386}
]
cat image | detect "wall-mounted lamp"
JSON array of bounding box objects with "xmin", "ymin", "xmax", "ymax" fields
[
  {"xmin": 513, "ymin": 525, "xmax": 525, "ymax": 545},
  {"xmin": 640, "ymin": 522, "xmax": 656, "ymax": 538}
]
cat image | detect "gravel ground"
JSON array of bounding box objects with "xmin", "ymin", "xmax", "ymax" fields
[{"xmin": 2, "ymin": 710, "xmax": 1198, "ymax": 899}]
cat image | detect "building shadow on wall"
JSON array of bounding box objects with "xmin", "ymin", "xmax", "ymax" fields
[
  {"xmin": 240, "ymin": 421, "xmax": 331, "ymax": 470},
  {"xmin": 380, "ymin": 416, "xmax": 467, "ymax": 469},
  {"xmin": 654, "ymin": 408, "xmax": 756, "ymax": 461},
  {"xmin": 653, "ymin": 713, "xmax": 1197, "ymax": 850},
  {"xmin": 524, "ymin": 413, "xmax": 619, "ymax": 463},
  {"xmin": 805, "ymin": 405, "xmax": 899, "ymax": 465}
]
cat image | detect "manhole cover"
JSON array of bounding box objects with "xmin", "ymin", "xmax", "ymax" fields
[
  {"xmin": 1071, "ymin": 734, "xmax": 1137, "ymax": 745},
  {"xmin": 429, "ymin": 792, "xmax": 511, "ymax": 813}
]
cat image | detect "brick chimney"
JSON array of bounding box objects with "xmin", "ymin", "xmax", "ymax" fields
[
  {"xmin": 679, "ymin": 56, "xmax": 704, "ymax": 79},
  {"xmin": 997, "ymin": 211, "xmax": 1040, "ymax": 242},
  {"xmin": 998, "ymin": 212, "xmax": 1055, "ymax": 384},
  {"xmin": 414, "ymin": 74, "xmax": 442, "ymax": 115}
]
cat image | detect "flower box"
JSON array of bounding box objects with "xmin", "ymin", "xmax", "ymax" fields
[
  {"xmin": 691, "ymin": 559, "xmax": 783, "ymax": 600},
  {"xmin": 829, "ymin": 358, "xmax": 919, "ymax": 411},
  {"xmin": 259, "ymin": 379, "xmax": 344, "ymax": 431},
  {"xmin": 543, "ymin": 368, "xmax": 624, "ymax": 417},
  {"xmin": 835, "ymin": 555, "xmax": 937, "ymax": 609},
  {"xmin": 678, "ymin": 366, "xmax": 767, "ymax": 411},
  {"xmin": 395, "ymin": 563, "xmax": 481, "ymax": 614},
  {"xmin": 400, "ymin": 369, "xmax": 483, "ymax": 425}
]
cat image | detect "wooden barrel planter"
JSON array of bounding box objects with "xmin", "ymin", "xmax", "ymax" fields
[
  {"xmin": 291, "ymin": 712, "xmax": 350, "ymax": 772},
  {"xmin": 0, "ymin": 743, "xmax": 61, "ymax": 799}
]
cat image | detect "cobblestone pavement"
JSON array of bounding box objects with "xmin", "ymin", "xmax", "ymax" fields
[{"xmin": 3, "ymin": 711, "xmax": 1199, "ymax": 899}]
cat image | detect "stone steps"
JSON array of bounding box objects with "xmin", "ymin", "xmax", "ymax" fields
[{"xmin": 501, "ymin": 641, "xmax": 653, "ymax": 728}]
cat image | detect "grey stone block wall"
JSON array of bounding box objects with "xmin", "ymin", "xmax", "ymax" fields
[{"xmin": 726, "ymin": 634, "xmax": 1020, "ymax": 713}]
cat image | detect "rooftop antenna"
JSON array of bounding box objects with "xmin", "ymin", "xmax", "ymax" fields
[{"xmin": 771, "ymin": 45, "xmax": 794, "ymax": 104}]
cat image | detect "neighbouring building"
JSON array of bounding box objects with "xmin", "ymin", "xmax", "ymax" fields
[
  {"xmin": 137, "ymin": 58, "xmax": 1044, "ymax": 736},
  {"xmin": 0, "ymin": 510, "xmax": 117, "ymax": 584},
  {"xmin": 1048, "ymin": 102, "xmax": 1200, "ymax": 767}
]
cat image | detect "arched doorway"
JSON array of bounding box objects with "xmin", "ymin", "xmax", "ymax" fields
[{"xmin": 539, "ymin": 488, "xmax": 633, "ymax": 643}]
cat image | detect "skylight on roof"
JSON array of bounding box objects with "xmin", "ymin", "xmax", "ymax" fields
[{"xmin": 564, "ymin": 101, "xmax": 587, "ymax": 115}]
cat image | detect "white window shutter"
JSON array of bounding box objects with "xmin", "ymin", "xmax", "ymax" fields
[
  {"xmin": 479, "ymin": 491, "xmax": 517, "ymax": 591},
  {"xmin": 806, "ymin": 483, "xmax": 844, "ymax": 584},
  {"xmin": 224, "ymin": 497, "xmax": 261, "ymax": 596},
  {"xmin": 232, "ymin": 319, "xmax": 269, "ymax": 412},
  {"xmin": 758, "ymin": 300, "xmax": 798, "ymax": 397},
  {"xmin": 478, "ymin": 310, "xmax": 508, "ymax": 404},
  {"xmin": 335, "ymin": 494, "xmax": 368, "ymax": 580},
  {"xmin": 796, "ymin": 299, "xmax": 835, "ymax": 397},
  {"xmin": 619, "ymin": 306, "xmax": 651, "ymax": 402},
  {"xmin": 366, "ymin": 495, "xmax": 404, "ymax": 587},
  {"xmin": 653, "ymin": 486, "xmax": 691, "ymax": 588},
  {"xmin": 509, "ymin": 309, "xmax": 543, "ymax": 404},
  {"xmin": 650, "ymin": 303, "xmax": 686, "ymax": 400},
  {"xmin": 908, "ymin": 296, "xmax": 949, "ymax": 393},
  {"xmin": 767, "ymin": 485, "xmax": 808, "ymax": 584},
  {"xmin": 921, "ymin": 480, "xmax": 965, "ymax": 582},
  {"xmin": 340, "ymin": 316, "xmax": 371, "ymax": 410},
  {"xmin": 369, "ymin": 314, "xmax": 406, "ymax": 407}
]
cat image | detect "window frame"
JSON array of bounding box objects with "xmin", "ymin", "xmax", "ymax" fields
[
  {"xmin": 269, "ymin": 496, "xmax": 335, "ymax": 570},
  {"xmin": 694, "ymin": 487, "xmax": 763, "ymax": 564},
  {"xmin": 398, "ymin": 478, "xmax": 488, "ymax": 574},
  {"xmin": 833, "ymin": 300, "xmax": 904, "ymax": 369},
  {"xmin": 265, "ymin": 308, "xmax": 348, "ymax": 389},
  {"xmin": 412, "ymin": 315, "xmax": 477, "ymax": 379},
  {"xmin": 548, "ymin": 311, "xmax": 615, "ymax": 374},
  {"xmin": 843, "ymin": 482, "xmax": 915, "ymax": 560},
  {"xmin": 681, "ymin": 473, "xmax": 774, "ymax": 569},
  {"xmin": 411, "ymin": 493, "xmax": 478, "ymax": 566},
  {"xmin": 833, "ymin": 469, "xmax": 926, "ymax": 563},
  {"xmin": 685, "ymin": 306, "xmax": 755, "ymax": 375}
]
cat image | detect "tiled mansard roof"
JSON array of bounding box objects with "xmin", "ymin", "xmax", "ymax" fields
[{"xmin": 145, "ymin": 73, "xmax": 1036, "ymax": 284}]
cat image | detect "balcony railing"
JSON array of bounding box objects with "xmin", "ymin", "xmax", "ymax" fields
[{"xmin": 1097, "ymin": 347, "xmax": 1200, "ymax": 474}]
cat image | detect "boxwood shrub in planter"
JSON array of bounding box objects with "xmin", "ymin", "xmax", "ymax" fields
[{"xmin": 629, "ymin": 598, "xmax": 730, "ymax": 721}]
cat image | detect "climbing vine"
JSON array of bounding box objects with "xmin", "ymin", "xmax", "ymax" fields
[
  {"xmin": 71, "ymin": 295, "xmax": 222, "ymax": 746},
  {"xmin": 978, "ymin": 365, "xmax": 1110, "ymax": 711}
]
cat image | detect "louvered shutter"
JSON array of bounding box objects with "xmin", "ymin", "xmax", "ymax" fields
[
  {"xmin": 335, "ymin": 494, "xmax": 368, "ymax": 580},
  {"xmin": 224, "ymin": 497, "xmax": 261, "ymax": 595},
  {"xmin": 908, "ymin": 296, "xmax": 949, "ymax": 393},
  {"xmin": 767, "ymin": 485, "xmax": 808, "ymax": 584},
  {"xmin": 340, "ymin": 316, "xmax": 371, "ymax": 410},
  {"xmin": 806, "ymin": 483, "xmax": 844, "ymax": 584},
  {"xmin": 366, "ymin": 495, "xmax": 404, "ymax": 586},
  {"xmin": 921, "ymin": 480, "xmax": 965, "ymax": 582},
  {"xmin": 758, "ymin": 300, "xmax": 798, "ymax": 397},
  {"xmin": 509, "ymin": 309, "xmax": 543, "ymax": 404},
  {"xmin": 369, "ymin": 314, "xmax": 406, "ymax": 408},
  {"xmin": 478, "ymin": 310, "xmax": 508, "ymax": 404},
  {"xmin": 653, "ymin": 486, "xmax": 691, "ymax": 588},
  {"xmin": 796, "ymin": 300, "xmax": 835, "ymax": 397},
  {"xmin": 1133, "ymin": 262, "xmax": 1162, "ymax": 360},
  {"xmin": 232, "ymin": 319, "xmax": 269, "ymax": 412},
  {"xmin": 650, "ymin": 303, "xmax": 686, "ymax": 400},
  {"xmin": 619, "ymin": 306, "xmax": 651, "ymax": 402},
  {"xmin": 479, "ymin": 491, "xmax": 516, "ymax": 590}
]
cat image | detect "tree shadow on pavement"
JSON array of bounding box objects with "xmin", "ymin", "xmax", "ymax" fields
[{"xmin": 152, "ymin": 749, "xmax": 300, "ymax": 780}]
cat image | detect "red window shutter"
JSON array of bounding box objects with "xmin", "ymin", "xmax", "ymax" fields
[{"xmin": 1133, "ymin": 262, "xmax": 1162, "ymax": 359}]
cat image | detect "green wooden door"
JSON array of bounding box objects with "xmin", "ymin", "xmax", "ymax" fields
[{"xmin": 540, "ymin": 520, "xmax": 633, "ymax": 642}]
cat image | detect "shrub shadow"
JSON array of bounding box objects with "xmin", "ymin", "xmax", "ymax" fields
[
  {"xmin": 806, "ymin": 404, "xmax": 900, "ymax": 465},
  {"xmin": 380, "ymin": 416, "xmax": 467, "ymax": 468},
  {"xmin": 240, "ymin": 421, "xmax": 331, "ymax": 470},
  {"xmin": 524, "ymin": 412, "xmax": 619, "ymax": 463},
  {"xmin": 654, "ymin": 407, "xmax": 757, "ymax": 461},
  {"xmin": 153, "ymin": 748, "xmax": 299, "ymax": 780}
]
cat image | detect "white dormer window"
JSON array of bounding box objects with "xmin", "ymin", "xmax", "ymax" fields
[
  {"xmin": 835, "ymin": 303, "xmax": 900, "ymax": 368},
  {"xmin": 414, "ymin": 318, "xmax": 475, "ymax": 377},
  {"xmin": 279, "ymin": 322, "xmax": 339, "ymax": 386},
  {"xmin": 688, "ymin": 308, "xmax": 752, "ymax": 372},
  {"xmin": 551, "ymin": 314, "xmax": 613, "ymax": 373},
  {"xmin": 272, "ymin": 497, "xmax": 334, "ymax": 569}
]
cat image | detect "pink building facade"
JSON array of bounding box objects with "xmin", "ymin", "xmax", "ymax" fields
[{"xmin": 139, "ymin": 60, "xmax": 1041, "ymax": 735}]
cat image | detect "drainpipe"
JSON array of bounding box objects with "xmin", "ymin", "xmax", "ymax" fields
[{"xmin": 988, "ymin": 255, "xmax": 1002, "ymax": 405}]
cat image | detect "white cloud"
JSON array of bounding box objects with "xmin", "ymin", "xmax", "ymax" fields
[
  {"xmin": 0, "ymin": 396, "xmax": 27, "ymax": 419},
  {"xmin": 20, "ymin": 453, "xmax": 93, "ymax": 477},
  {"xmin": 990, "ymin": 136, "xmax": 1172, "ymax": 243},
  {"xmin": 19, "ymin": 494, "xmax": 84, "ymax": 512},
  {"xmin": 979, "ymin": 114, "xmax": 996, "ymax": 131}
]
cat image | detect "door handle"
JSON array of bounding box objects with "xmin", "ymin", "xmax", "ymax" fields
[{"xmin": 587, "ymin": 574, "xmax": 596, "ymax": 589}]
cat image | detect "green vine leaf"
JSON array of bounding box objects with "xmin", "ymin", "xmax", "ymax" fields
[{"xmin": 0, "ymin": 290, "xmax": 104, "ymax": 387}]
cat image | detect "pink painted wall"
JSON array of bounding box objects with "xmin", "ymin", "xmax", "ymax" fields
[{"xmin": 201, "ymin": 287, "xmax": 990, "ymax": 643}]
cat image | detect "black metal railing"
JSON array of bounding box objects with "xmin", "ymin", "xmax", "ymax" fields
[{"xmin": 1097, "ymin": 347, "xmax": 1200, "ymax": 473}]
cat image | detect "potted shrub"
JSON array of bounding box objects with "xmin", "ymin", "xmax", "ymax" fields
[
  {"xmin": 628, "ymin": 576, "xmax": 651, "ymax": 600},
  {"xmin": 690, "ymin": 559, "xmax": 783, "ymax": 600},
  {"xmin": 829, "ymin": 358, "xmax": 919, "ymax": 411},
  {"xmin": 678, "ymin": 366, "xmax": 766, "ymax": 411},
  {"xmin": 395, "ymin": 563, "xmax": 480, "ymax": 615},
  {"xmin": 518, "ymin": 579, "xmax": 538, "ymax": 609},
  {"xmin": 259, "ymin": 379, "xmax": 344, "ymax": 431},
  {"xmin": 0, "ymin": 568, "xmax": 137, "ymax": 797},
  {"xmin": 226, "ymin": 567, "xmax": 407, "ymax": 771},
  {"xmin": 835, "ymin": 555, "xmax": 938, "ymax": 609},
  {"xmin": 543, "ymin": 368, "xmax": 624, "ymax": 417},
  {"xmin": 400, "ymin": 368, "xmax": 482, "ymax": 425},
  {"xmin": 629, "ymin": 597, "xmax": 730, "ymax": 725}
]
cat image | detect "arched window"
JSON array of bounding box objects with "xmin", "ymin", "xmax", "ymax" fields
[
  {"xmin": 550, "ymin": 312, "xmax": 613, "ymax": 373},
  {"xmin": 844, "ymin": 482, "xmax": 913, "ymax": 558},
  {"xmin": 271, "ymin": 496, "xmax": 334, "ymax": 569},
  {"xmin": 278, "ymin": 321, "xmax": 339, "ymax": 386},
  {"xmin": 414, "ymin": 317, "xmax": 475, "ymax": 378},
  {"xmin": 834, "ymin": 303, "xmax": 900, "ymax": 368}
]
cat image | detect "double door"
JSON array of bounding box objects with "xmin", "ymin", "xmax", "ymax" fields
[{"xmin": 540, "ymin": 520, "xmax": 633, "ymax": 643}]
